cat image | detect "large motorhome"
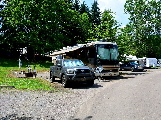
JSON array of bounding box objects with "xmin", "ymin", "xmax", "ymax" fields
[{"xmin": 50, "ymin": 40, "xmax": 120, "ymax": 79}]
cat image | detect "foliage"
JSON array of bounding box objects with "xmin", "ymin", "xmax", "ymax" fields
[
  {"xmin": 72, "ymin": 0, "xmax": 80, "ymax": 11},
  {"xmin": 124, "ymin": 0, "xmax": 161, "ymax": 58},
  {"xmin": 0, "ymin": 0, "xmax": 119, "ymax": 58},
  {"xmin": 117, "ymin": 24, "xmax": 136, "ymax": 56},
  {"xmin": 1, "ymin": 0, "xmax": 66, "ymax": 53},
  {"xmin": 1, "ymin": 0, "xmax": 160, "ymax": 60},
  {"xmin": 88, "ymin": 9, "xmax": 119, "ymax": 41},
  {"xmin": 0, "ymin": 0, "xmax": 91, "ymax": 58},
  {"xmin": 90, "ymin": 0, "xmax": 101, "ymax": 26},
  {"xmin": 79, "ymin": 1, "xmax": 90, "ymax": 14},
  {"xmin": 97, "ymin": 10, "xmax": 119, "ymax": 40}
]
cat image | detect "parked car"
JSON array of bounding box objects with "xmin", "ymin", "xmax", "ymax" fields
[{"xmin": 120, "ymin": 62, "xmax": 144, "ymax": 72}]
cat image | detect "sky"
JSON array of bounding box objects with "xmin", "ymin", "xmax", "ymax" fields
[{"xmin": 82, "ymin": 0, "xmax": 130, "ymax": 27}]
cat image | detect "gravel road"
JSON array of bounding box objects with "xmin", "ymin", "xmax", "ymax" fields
[
  {"xmin": 0, "ymin": 69, "xmax": 161, "ymax": 120},
  {"xmin": 74, "ymin": 69, "xmax": 161, "ymax": 120}
]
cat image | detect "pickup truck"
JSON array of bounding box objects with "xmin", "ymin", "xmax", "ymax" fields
[{"xmin": 50, "ymin": 59, "xmax": 95, "ymax": 87}]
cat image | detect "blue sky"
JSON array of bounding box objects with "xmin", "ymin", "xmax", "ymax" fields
[{"xmin": 81, "ymin": 0, "xmax": 130, "ymax": 27}]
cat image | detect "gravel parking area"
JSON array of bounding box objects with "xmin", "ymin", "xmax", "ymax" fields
[
  {"xmin": 0, "ymin": 69, "xmax": 159, "ymax": 120},
  {"xmin": 0, "ymin": 89, "xmax": 83, "ymax": 120},
  {"xmin": 0, "ymin": 71, "xmax": 104, "ymax": 120}
]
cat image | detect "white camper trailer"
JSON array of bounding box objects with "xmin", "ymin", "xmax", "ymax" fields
[{"xmin": 138, "ymin": 58, "xmax": 158, "ymax": 68}]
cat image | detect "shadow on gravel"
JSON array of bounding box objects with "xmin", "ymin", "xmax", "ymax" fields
[
  {"xmin": 71, "ymin": 83, "xmax": 103, "ymax": 89},
  {"xmin": 126, "ymin": 72, "xmax": 147, "ymax": 75},
  {"xmin": 119, "ymin": 71, "xmax": 148, "ymax": 80},
  {"xmin": 97, "ymin": 76, "xmax": 124, "ymax": 82},
  {"xmin": 51, "ymin": 80, "xmax": 103, "ymax": 89},
  {"xmin": 120, "ymin": 76, "xmax": 135, "ymax": 79},
  {"xmin": 100, "ymin": 71, "xmax": 148, "ymax": 81},
  {"xmin": 70, "ymin": 115, "xmax": 93, "ymax": 120},
  {"xmin": 105, "ymin": 76, "xmax": 121, "ymax": 81}
]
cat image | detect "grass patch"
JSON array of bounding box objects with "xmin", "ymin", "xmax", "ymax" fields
[
  {"xmin": 151, "ymin": 67, "xmax": 161, "ymax": 69},
  {"xmin": 0, "ymin": 58, "xmax": 57, "ymax": 91}
]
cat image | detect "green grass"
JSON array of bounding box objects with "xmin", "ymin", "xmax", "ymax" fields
[
  {"xmin": 0, "ymin": 58, "xmax": 57, "ymax": 91},
  {"xmin": 151, "ymin": 67, "xmax": 161, "ymax": 69}
]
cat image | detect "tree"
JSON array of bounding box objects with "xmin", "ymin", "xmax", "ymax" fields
[
  {"xmin": 1, "ymin": 0, "xmax": 92, "ymax": 59},
  {"xmin": 72, "ymin": 0, "xmax": 80, "ymax": 11},
  {"xmin": 90, "ymin": 0, "xmax": 101, "ymax": 26},
  {"xmin": 124, "ymin": 0, "xmax": 161, "ymax": 58},
  {"xmin": 79, "ymin": 1, "xmax": 90, "ymax": 14},
  {"xmin": 88, "ymin": 9, "xmax": 119, "ymax": 41},
  {"xmin": 59, "ymin": 9, "xmax": 89, "ymax": 46},
  {"xmin": 97, "ymin": 10, "xmax": 119, "ymax": 41},
  {"xmin": 0, "ymin": 0, "xmax": 6, "ymax": 35},
  {"xmin": 1, "ymin": 0, "xmax": 77, "ymax": 60},
  {"xmin": 117, "ymin": 24, "xmax": 136, "ymax": 57},
  {"xmin": 78, "ymin": 13, "xmax": 91, "ymax": 43}
]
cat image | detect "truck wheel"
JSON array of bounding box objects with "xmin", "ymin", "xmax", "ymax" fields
[
  {"xmin": 51, "ymin": 76, "xmax": 56, "ymax": 83},
  {"xmin": 61, "ymin": 75, "xmax": 69, "ymax": 88},
  {"xmin": 131, "ymin": 67, "xmax": 135, "ymax": 72}
]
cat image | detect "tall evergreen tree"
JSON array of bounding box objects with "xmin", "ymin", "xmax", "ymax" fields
[
  {"xmin": 90, "ymin": 0, "xmax": 101, "ymax": 26},
  {"xmin": 73, "ymin": 0, "xmax": 80, "ymax": 11},
  {"xmin": 79, "ymin": 1, "xmax": 90, "ymax": 14}
]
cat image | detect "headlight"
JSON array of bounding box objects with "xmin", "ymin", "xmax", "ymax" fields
[
  {"xmin": 90, "ymin": 68, "xmax": 95, "ymax": 72},
  {"xmin": 95, "ymin": 66, "xmax": 103, "ymax": 73},
  {"xmin": 67, "ymin": 69, "xmax": 75, "ymax": 74}
]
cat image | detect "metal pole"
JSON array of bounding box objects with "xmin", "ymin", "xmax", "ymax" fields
[{"xmin": 19, "ymin": 58, "xmax": 22, "ymax": 68}]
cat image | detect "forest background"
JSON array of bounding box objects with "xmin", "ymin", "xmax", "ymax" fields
[{"xmin": 0, "ymin": 0, "xmax": 160, "ymax": 61}]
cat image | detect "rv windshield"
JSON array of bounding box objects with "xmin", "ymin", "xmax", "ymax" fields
[{"xmin": 97, "ymin": 44, "xmax": 118, "ymax": 60}]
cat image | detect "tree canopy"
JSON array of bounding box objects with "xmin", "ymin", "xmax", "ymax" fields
[
  {"xmin": 0, "ymin": 0, "xmax": 160, "ymax": 60},
  {"xmin": 123, "ymin": 0, "xmax": 161, "ymax": 58}
]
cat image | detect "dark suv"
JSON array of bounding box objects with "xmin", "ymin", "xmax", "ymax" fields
[{"xmin": 120, "ymin": 62, "xmax": 144, "ymax": 72}]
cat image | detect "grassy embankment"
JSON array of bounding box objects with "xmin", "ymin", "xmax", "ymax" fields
[{"xmin": 0, "ymin": 58, "xmax": 57, "ymax": 91}]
